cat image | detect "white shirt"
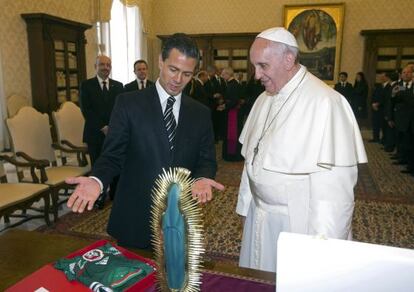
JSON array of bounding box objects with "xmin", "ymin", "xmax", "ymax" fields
[
  {"xmin": 155, "ymin": 78, "xmax": 181, "ymax": 123},
  {"xmin": 137, "ymin": 79, "xmax": 147, "ymax": 90},
  {"xmin": 97, "ymin": 75, "xmax": 109, "ymax": 90},
  {"xmin": 91, "ymin": 78, "xmax": 182, "ymax": 192}
]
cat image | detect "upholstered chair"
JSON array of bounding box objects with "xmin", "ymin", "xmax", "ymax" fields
[{"xmin": 5, "ymin": 106, "xmax": 90, "ymax": 221}]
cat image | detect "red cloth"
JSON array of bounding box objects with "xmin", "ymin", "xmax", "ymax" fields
[{"xmin": 226, "ymin": 108, "xmax": 239, "ymax": 155}]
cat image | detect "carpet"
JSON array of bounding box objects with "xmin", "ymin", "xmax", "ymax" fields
[{"xmin": 39, "ymin": 136, "xmax": 414, "ymax": 264}]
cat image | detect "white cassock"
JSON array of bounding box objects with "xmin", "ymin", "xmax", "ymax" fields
[{"xmin": 236, "ymin": 65, "xmax": 368, "ymax": 272}]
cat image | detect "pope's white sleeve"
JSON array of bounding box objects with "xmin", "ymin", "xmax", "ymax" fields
[
  {"xmin": 308, "ymin": 165, "xmax": 358, "ymax": 239},
  {"xmin": 236, "ymin": 165, "xmax": 252, "ymax": 216}
]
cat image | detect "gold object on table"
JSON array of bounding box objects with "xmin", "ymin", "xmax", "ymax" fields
[{"xmin": 150, "ymin": 167, "xmax": 204, "ymax": 291}]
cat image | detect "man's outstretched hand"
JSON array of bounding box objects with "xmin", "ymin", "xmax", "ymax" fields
[
  {"xmin": 66, "ymin": 176, "xmax": 101, "ymax": 213},
  {"xmin": 191, "ymin": 178, "xmax": 225, "ymax": 203}
]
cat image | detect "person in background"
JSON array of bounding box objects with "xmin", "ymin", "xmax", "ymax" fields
[
  {"xmin": 236, "ymin": 27, "xmax": 367, "ymax": 273},
  {"xmin": 244, "ymin": 70, "xmax": 265, "ymax": 117},
  {"xmin": 67, "ymin": 33, "xmax": 224, "ymax": 250},
  {"xmin": 353, "ymin": 72, "xmax": 368, "ymax": 120},
  {"xmin": 392, "ymin": 65, "xmax": 414, "ymax": 172},
  {"xmin": 370, "ymin": 72, "xmax": 388, "ymax": 143},
  {"xmin": 206, "ymin": 65, "xmax": 226, "ymax": 143},
  {"xmin": 334, "ymin": 71, "xmax": 355, "ymax": 112},
  {"xmin": 79, "ymin": 55, "xmax": 124, "ymax": 208},
  {"xmin": 383, "ymin": 71, "xmax": 399, "ymax": 152},
  {"xmin": 183, "ymin": 70, "xmax": 209, "ymax": 107},
  {"xmin": 220, "ymin": 67, "xmax": 244, "ymax": 161},
  {"xmin": 124, "ymin": 59, "xmax": 154, "ymax": 92}
]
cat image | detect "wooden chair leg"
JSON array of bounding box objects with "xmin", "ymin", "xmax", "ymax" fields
[
  {"xmin": 51, "ymin": 189, "xmax": 59, "ymax": 222},
  {"xmin": 43, "ymin": 192, "xmax": 51, "ymax": 226}
]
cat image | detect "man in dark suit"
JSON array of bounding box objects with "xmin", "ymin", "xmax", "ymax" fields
[
  {"xmin": 392, "ymin": 65, "xmax": 414, "ymax": 169},
  {"xmin": 206, "ymin": 65, "xmax": 227, "ymax": 142},
  {"xmin": 79, "ymin": 55, "xmax": 124, "ymax": 207},
  {"xmin": 383, "ymin": 71, "xmax": 399, "ymax": 152},
  {"xmin": 183, "ymin": 70, "xmax": 210, "ymax": 107},
  {"xmin": 370, "ymin": 72, "xmax": 389, "ymax": 143},
  {"xmin": 124, "ymin": 59, "xmax": 154, "ymax": 92},
  {"xmin": 244, "ymin": 73, "xmax": 265, "ymax": 117},
  {"xmin": 67, "ymin": 33, "xmax": 224, "ymax": 249},
  {"xmin": 334, "ymin": 71, "xmax": 354, "ymax": 109}
]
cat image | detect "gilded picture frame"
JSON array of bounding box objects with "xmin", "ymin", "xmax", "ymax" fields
[{"xmin": 283, "ymin": 3, "xmax": 345, "ymax": 84}]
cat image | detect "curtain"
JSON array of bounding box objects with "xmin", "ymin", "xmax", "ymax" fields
[
  {"xmin": 0, "ymin": 49, "xmax": 8, "ymax": 150},
  {"xmin": 108, "ymin": 1, "xmax": 143, "ymax": 84},
  {"xmin": 93, "ymin": 0, "xmax": 144, "ymax": 84}
]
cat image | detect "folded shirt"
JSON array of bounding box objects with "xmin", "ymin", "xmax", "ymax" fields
[{"xmin": 55, "ymin": 243, "xmax": 154, "ymax": 292}]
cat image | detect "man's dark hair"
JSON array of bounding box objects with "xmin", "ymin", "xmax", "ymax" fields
[
  {"xmin": 161, "ymin": 33, "xmax": 200, "ymax": 64},
  {"xmin": 133, "ymin": 59, "xmax": 148, "ymax": 69},
  {"xmin": 339, "ymin": 71, "xmax": 348, "ymax": 78},
  {"xmin": 386, "ymin": 71, "xmax": 399, "ymax": 82}
]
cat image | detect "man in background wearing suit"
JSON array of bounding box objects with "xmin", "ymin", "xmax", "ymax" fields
[
  {"xmin": 334, "ymin": 71, "xmax": 355, "ymax": 110},
  {"xmin": 124, "ymin": 59, "xmax": 154, "ymax": 92},
  {"xmin": 79, "ymin": 55, "xmax": 124, "ymax": 208},
  {"xmin": 66, "ymin": 33, "xmax": 224, "ymax": 249},
  {"xmin": 206, "ymin": 65, "xmax": 227, "ymax": 143},
  {"xmin": 183, "ymin": 70, "xmax": 209, "ymax": 107}
]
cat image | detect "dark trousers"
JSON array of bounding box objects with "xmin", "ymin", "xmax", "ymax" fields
[
  {"xmin": 395, "ymin": 130, "xmax": 411, "ymax": 162},
  {"xmin": 372, "ymin": 110, "xmax": 385, "ymax": 142},
  {"xmin": 213, "ymin": 110, "xmax": 225, "ymax": 142},
  {"xmin": 407, "ymin": 127, "xmax": 414, "ymax": 170},
  {"xmin": 384, "ymin": 123, "xmax": 396, "ymax": 150}
]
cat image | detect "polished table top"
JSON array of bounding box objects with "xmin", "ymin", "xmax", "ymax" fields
[{"xmin": 0, "ymin": 229, "xmax": 275, "ymax": 290}]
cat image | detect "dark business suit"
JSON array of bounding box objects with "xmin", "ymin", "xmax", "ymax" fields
[
  {"xmin": 353, "ymin": 80, "xmax": 368, "ymax": 119},
  {"xmin": 244, "ymin": 77, "xmax": 265, "ymax": 118},
  {"xmin": 334, "ymin": 81, "xmax": 355, "ymax": 109},
  {"xmin": 183, "ymin": 78, "xmax": 209, "ymax": 107},
  {"xmin": 393, "ymin": 82, "xmax": 414, "ymax": 163},
  {"xmin": 370, "ymin": 83, "xmax": 388, "ymax": 142},
  {"xmin": 206, "ymin": 76, "xmax": 227, "ymax": 141},
  {"xmin": 383, "ymin": 82, "xmax": 398, "ymax": 151},
  {"xmin": 80, "ymin": 77, "xmax": 124, "ymax": 164},
  {"xmin": 92, "ymin": 86, "xmax": 217, "ymax": 248},
  {"xmin": 124, "ymin": 79, "xmax": 154, "ymax": 92}
]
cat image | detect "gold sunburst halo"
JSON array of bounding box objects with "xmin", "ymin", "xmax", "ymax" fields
[{"xmin": 150, "ymin": 167, "xmax": 205, "ymax": 291}]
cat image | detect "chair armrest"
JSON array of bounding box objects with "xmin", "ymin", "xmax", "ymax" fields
[
  {"xmin": 16, "ymin": 152, "xmax": 49, "ymax": 168},
  {"xmin": 1, "ymin": 153, "xmax": 48, "ymax": 183},
  {"xmin": 52, "ymin": 142, "xmax": 80, "ymax": 153},
  {"xmin": 0, "ymin": 154, "xmax": 39, "ymax": 168},
  {"xmin": 52, "ymin": 142, "xmax": 88, "ymax": 167},
  {"xmin": 61, "ymin": 140, "xmax": 88, "ymax": 152}
]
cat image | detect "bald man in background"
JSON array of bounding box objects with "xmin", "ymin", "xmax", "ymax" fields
[{"xmin": 79, "ymin": 55, "xmax": 124, "ymax": 208}]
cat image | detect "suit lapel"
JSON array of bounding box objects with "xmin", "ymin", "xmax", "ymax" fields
[
  {"xmin": 175, "ymin": 95, "xmax": 191, "ymax": 151},
  {"xmin": 93, "ymin": 76, "xmax": 107, "ymax": 101},
  {"xmin": 148, "ymin": 87, "xmax": 171, "ymax": 159},
  {"xmin": 108, "ymin": 78, "xmax": 118, "ymax": 96}
]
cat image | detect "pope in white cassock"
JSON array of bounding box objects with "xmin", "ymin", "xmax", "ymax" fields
[{"xmin": 236, "ymin": 27, "xmax": 368, "ymax": 273}]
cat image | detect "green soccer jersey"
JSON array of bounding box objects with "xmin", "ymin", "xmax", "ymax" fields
[{"xmin": 55, "ymin": 243, "xmax": 154, "ymax": 292}]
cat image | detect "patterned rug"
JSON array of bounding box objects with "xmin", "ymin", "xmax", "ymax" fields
[{"xmin": 39, "ymin": 134, "xmax": 414, "ymax": 264}]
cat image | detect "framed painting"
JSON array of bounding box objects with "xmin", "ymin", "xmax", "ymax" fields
[{"xmin": 283, "ymin": 3, "xmax": 345, "ymax": 84}]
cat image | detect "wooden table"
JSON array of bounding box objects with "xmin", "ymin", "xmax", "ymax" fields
[{"xmin": 0, "ymin": 229, "xmax": 275, "ymax": 290}]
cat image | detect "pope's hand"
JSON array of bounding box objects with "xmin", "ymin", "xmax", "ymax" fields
[
  {"xmin": 191, "ymin": 178, "xmax": 225, "ymax": 204},
  {"xmin": 66, "ymin": 176, "xmax": 101, "ymax": 213}
]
